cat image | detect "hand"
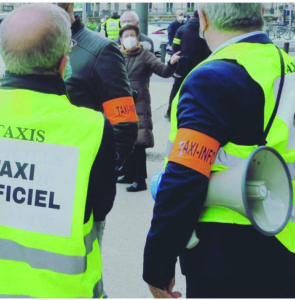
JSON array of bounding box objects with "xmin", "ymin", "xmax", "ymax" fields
[
  {"xmin": 169, "ymin": 51, "xmax": 181, "ymax": 65},
  {"xmin": 148, "ymin": 277, "xmax": 182, "ymax": 298}
]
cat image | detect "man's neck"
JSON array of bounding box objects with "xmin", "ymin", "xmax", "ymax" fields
[{"xmin": 206, "ymin": 28, "xmax": 252, "ymax": 52}]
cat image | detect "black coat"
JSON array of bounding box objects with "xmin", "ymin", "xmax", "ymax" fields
[
  {"xmin": 168, "ymin": 19, "xmax": 184, "ymax": 45},
  {"xmin": 172, "ymin": 17, "xmax": 211, "ymax": 77},
  {"xmin": 65, "ymin": 17, "xmax": 138, "ymax": 167}
]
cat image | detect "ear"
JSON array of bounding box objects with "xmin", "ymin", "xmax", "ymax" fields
[
  {"xmin": 67, "ymin": 3, "xmax": 74, "ymax": 14},
  {"xmin": 58, "ymin": 55, "xmax": 68, "ymax": 78},
  {"xmin": 198, "ymin": 9, "xmax": 208, "ymax": 32}
]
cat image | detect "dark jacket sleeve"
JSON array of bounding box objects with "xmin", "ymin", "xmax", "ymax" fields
[
  {"xmin": 172, "ymin": 27, "xmax": 182, "ymax": 53},
  {"xmin": 144, "ymin": 50, "xmax": 177, "ymax": 78},
  {"xmin": 85, "ymin": 117, "xmax": 117, "ymax": 223},
  {"xmin": 168, "ymin": 22, "xmax": 175, "ymax": 46},
  {"xmin": 92, "ymin": 41, "xmax": 138, "ymax": 168},
  {"xmin": 143, "ymin": 61, "xmax": 265, "ymax": 289}
]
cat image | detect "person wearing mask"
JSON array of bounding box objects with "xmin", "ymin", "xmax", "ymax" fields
[
  {"xmin": 118, "ymin": 25, "xmax": 180, "ymax": 192},
  {"xmin": 143, "ymin": 3, "xmax": 295, "ymax": 298},
  {"xmin": 165, "ymin": 10, "xmax": 211, "ymax": 120},
  {"xmin": 114, "ymin": 11, "xmax": 154, "ymax": 53},
  {"xmin": 105, "ymin": 11, "xmax": 121, "ymax": 40},
  {"xmin": 167, "ymin": 10, "xmax": 184, "ymax": 47},
  {"xmin": 0, "ymin": 4, "xmax": 116, "ymax": 297}
]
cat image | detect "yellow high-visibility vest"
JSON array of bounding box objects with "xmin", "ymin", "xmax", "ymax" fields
[
  {"xmin": 167, "ymin": 41, "xmax": 295, "ymax": 252},
  {"xmin": 0, "ymin": 88, "xmax": 105, "ymax": 297},
  {"xmin": 105, "ymin": 18, "xmax": 120, "ymax": 40}
]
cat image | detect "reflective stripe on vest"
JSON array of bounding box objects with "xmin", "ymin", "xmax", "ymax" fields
[
  {"xmin": 173, "ymin": 37, "xmax": 181, "ymax": 45},
  {"xmin": 0, "ymin": 89, "xmax": 104, "ymax": 297},
  {"xmin": 167, "ymin": 41, "xmax": 295, "ymax": 251},
  {"xmin": 0, "ymin": 224, "xmax": 97, "ymax": 274}
]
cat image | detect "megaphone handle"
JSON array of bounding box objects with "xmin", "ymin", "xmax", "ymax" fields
[{"xmin": 186, "ymin": 230, "xmax": 200, "ymax": 249}]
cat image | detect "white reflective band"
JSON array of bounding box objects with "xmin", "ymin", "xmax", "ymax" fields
[
  {"xmin": 0, "ymin": 225, "xmax": 97, "ymax": 274},
  {"xmin": 289, "ymin": 205, "xmax": 295, "ymax": 223},
  {"xmin": 214, "ymin": 148, "xmax": 243, "ymax": 168},
  {"xmin": 0, "ymin": 277, "xmax": 102, "ymax": 298},
  {"xmin": 286, "ymin": 163, "xmax": 295, "ymax": 180},
  {"xmin": 166, "ymin": 140, "xmax": 173, "ymax": 158}
]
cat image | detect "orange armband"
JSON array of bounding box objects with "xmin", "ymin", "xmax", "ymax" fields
[
  {"xmin": 102, "ymin": 97, "xmax": 138, "ymax": 125},
  {"xmin": 169, "ymin": 128, "xmax": 220, "ymax": 177}
]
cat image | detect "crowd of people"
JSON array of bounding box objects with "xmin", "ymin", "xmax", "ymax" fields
[{"xmin": 0, "ymin": 2, "xmax": 295, "ymax": 299}]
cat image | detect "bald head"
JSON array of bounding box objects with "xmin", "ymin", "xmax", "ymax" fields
[
  {"xmin": 0, "ymin": 4, "xmax": 71, "ymax": 75},
  {"xmin": 120, "ymin": 11, "xmax": 139, "ymax": 27}
]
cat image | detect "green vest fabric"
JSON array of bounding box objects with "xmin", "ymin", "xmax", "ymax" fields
[
  {"xmin": 105, "ymin": 18, "xmax": 120, "ymax": 40},
  {"xmin": 168, "ymin": 41, "xmax": 295, "ymax": 252},
  {"xmin": 0, "ymin": 89, "xmax": 105, "ymax": 297}
]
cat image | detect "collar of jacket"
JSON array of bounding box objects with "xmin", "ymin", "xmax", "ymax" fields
[
  {"xmin": 121, "ymin": 45, "xmax": 143, "ymax": 56},
  {"xmin": 71, "ymin": 15, "xmax": 85, "ymax": 36},
  {"xmin": 1, "ymin": 72, "xmax": 67, "ymax": 96}
]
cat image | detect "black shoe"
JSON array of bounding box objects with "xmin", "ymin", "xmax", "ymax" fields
[
  {"xmin": 117, "ymin": 175, "xmax": 134, "ymax": 184},
  {"xmin": 126, "ymin": 181, "xmax": 147, "ymax": 192}
]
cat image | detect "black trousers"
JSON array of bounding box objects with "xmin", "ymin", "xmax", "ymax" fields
[
  {"xmin": 180, "ymin": 222, "xmax": 295, "ymax": 298},
  {"xmin": 166, "ymin": 56, "xmax": 202, "ymax": 117},
  {"xmin": 125, "ymin": 146, "xmax": 147, "ymax": 183},
  {"xmin": 166, "ymin": 77, "xmax": 183, "ymax": 117}
]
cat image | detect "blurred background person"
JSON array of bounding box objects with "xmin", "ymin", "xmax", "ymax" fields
[
  {"xmin": 117, "ymin": 25, "xmax": 180, "ymax": 192},
  {"xmin": 114, "ymin": 11, "xmax": 154, "ymax": 53},
  {"xmin": 165, "ymin": 10, "xmax": 211, "ymax": 120},
  {"xmin": 167, "ymin": 10, "xmax": 185, "ymax": 49},
  {"xmin": 105, "ymin": 11, "xmax": 121, "ymax": 40}
]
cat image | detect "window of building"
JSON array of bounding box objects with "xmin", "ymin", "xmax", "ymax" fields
[
  {"xmin": 166, "ymin": 3, "xmax": 173, "ymax": 13},
  {"xmin": 2, "ymin": 4, "xmax": 13, "ymax": 12}
]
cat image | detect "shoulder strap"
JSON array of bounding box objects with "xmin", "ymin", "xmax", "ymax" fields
[{"xmin": 259, "ymin": 46, "xmax": 285, "ymax": 146}]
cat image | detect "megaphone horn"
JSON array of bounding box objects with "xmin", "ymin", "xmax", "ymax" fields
[
  {"xmin": 206, "ymin": 146, "xmax": 293, "ymax": 236},
  {"xmin": 151, "ymin": 146, "xmax": 293, "ymax": 237}
]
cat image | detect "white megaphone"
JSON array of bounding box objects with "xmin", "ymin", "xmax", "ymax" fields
[
  {"xmin": 205, "ymin": 146, "xmax": 293, "ymax": 236},
  {"xmin": 151, "ymin": 146, "xmax": 293, "ymax": 247}
]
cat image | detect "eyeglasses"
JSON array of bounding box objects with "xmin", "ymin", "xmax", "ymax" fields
[{"xmin": 68, "ymin": 39, "xmax": 77, "ymax": 54}]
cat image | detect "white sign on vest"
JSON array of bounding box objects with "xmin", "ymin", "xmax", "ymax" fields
[{"xmin": 0, "ymin": 138, "xmax": 79, "ymax": 237}]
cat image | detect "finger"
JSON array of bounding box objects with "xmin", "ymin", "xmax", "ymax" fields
[
  {"xmin": 154, "ymin": 290, "xmax": 173, "ymax": 298},
  {"xmin": 171, "ymin": 291, "xmax": 182, "ymax": 298}
]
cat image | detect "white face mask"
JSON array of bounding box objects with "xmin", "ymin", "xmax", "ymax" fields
[
  {"xmin": 177, "ymin": 16, "xmax": 184, "ymax": 22},
  {"xmin": 122, "ymin": 36, "xmax": 137, "ymax": 50}
]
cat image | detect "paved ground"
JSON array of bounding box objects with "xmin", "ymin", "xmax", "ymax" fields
[{"xmin": 102, "ymin": 75, "xmax": 186, "ymax": 298}]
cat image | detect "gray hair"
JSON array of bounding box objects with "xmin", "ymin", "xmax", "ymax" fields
[
  {"xmin": 120, "ymin": 11, "xmax": 139, "ymax": 25},
  {"xmin": 0, "ymin": 3, "xmax": 71, "ymax": 75},
  {"xmin": 198, "ymin": 3, "xmax": 263, "ymax": 32}
]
